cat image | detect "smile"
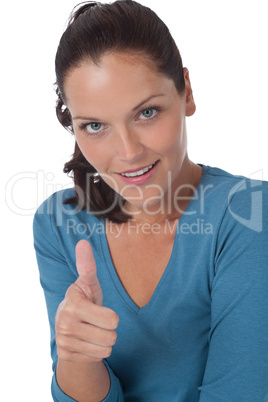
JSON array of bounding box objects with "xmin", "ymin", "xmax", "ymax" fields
[{"xmin": 120, "ymin": 161, "xmax": 158, "ymax": 178}]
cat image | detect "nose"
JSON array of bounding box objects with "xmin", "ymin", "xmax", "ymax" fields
[{"xmin": 115, "ymin": 125, "xmax": 144, "ymax": 163}]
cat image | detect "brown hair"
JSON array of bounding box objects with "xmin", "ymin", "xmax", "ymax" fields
[{"xmin": 55, "ymin": 0, "xmax": 185, "ymax": 222}]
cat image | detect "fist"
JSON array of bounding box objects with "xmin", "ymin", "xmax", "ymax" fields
[{"xmin": 55, "ymin": 240, "xmax": 119, "ymax": 363}]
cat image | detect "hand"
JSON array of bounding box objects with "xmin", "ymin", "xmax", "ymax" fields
[{"xmin": 55, "ymin": 239, "xmax": 119, "ymax": 363}]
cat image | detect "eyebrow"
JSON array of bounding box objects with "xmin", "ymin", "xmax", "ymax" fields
[
  {"xmin": 72, "ymin": 93, "xmax": 165, "ymax": 121},
  {"xmin": 132, "ymin": 93, "xmax": 165, "ymax": 112}
]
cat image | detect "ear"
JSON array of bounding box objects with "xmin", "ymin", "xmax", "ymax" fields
[{"xmin": 183, "ymin": 67, "xmax": 196, "ymax": 117}]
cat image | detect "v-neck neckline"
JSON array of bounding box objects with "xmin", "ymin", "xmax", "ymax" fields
[
  {"xmin": 100, "ymin": 222, "xmax": 180, "ymax": 314},
  {"xmin": 99, "ymin": 164, "xmax": 207, "ymax": 315}
]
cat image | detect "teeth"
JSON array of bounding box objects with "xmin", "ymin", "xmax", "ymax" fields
[{"xmin": 121, "ymin": 163, "xmax": 154, "ymax": 178}]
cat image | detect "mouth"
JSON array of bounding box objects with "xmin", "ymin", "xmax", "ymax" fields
[{"xmin": 119, "ymin": 161, "xmax": 159, "ymax": 178}]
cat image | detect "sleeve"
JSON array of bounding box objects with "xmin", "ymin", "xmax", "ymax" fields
[
  {"xmin": 33, "ymin": 194, "xmax": 124, "ymax": 402},
  {"xmin": 198, "ymin": 182, "xmax": 268, "ymax": 402}
]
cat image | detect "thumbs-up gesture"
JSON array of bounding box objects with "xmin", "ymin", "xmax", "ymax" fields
[{"xmin": 55, "ymin": 240, "xmax": 119, "ymax": 363}]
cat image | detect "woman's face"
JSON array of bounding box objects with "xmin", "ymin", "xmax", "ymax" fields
[{"xmin": 64, "ymin": 52, "xmax": 196, "ymax": 215}]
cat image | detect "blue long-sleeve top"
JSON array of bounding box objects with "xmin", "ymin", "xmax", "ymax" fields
[{"xmin": 33, "ymin": 165, "xmax": 268, "ymax": 401}]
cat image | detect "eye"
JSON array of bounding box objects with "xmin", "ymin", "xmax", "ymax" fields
[
  {"xmin": 138, "ymin": 107, "xmax": 159, "ymax": 121},
  {"xmin": 79, "ymin": 122, "xmax": 104, "ymax": 136},
  {"xmin": 86, "ymin": 122, "xmax": 103, "ymax": 133}
]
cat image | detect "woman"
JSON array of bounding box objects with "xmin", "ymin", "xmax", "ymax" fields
[{"xmin": 33, "ymin": 1, "xmax": 268, "ymax": 401}]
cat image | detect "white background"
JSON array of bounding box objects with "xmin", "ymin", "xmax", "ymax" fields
[{"xmin": 2, "ymin": 0, "xmax": 267, "ymax": 400}]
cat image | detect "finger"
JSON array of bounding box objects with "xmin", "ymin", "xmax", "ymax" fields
[
  {"xmin": 61, "ymin": 292, "xmax": 119, "ymax": 331},
  {"xmin": 78, "ymin": 299, "xmax": 119, "ymax": 331},
  {"xmin": 75, "ymin": 240, "xmax": 97, "ymax": 286},
  {"xmin": 57, "ymin": 336, "xmax": 113, "ymax": 360},
  {"xmin": 75, "ymin": 239, "xmax": 103, "ymax": 304},
  {"xmin": 60, "ymin": 321, "xmax": 118, "ymax": 347}
]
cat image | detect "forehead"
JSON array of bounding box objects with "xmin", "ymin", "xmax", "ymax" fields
[{"xmin": 64, "ymin": 52, "xmax": 175, "ymax": 112}]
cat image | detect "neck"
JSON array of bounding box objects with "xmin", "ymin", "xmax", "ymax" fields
[{"xmin": 123, "ymin": 159, "xmax": 203, "ymax": 225}]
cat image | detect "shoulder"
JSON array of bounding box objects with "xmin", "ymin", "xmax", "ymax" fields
[
  {"xmin": 33, "ymin": 187, "xmax": 76, "ymax": 219},
  {"xmin": 195, "ymin": 165, "xmax": 268, "ymax": 266},
  {"xmin": 199, "ymin": 164, "xmax": 268, "ymax": 231},
  {"xmin": 33, "ymin": 188, "xmax": 102, "ymax": 241},
  {"xmin": 199, "ymin": 166, "xmax": 268, "ymax": 275},
  {"xmin": 33, "ymin": 189, "xmax": 106, "ymax": 283},
  {"xmin": 33, "ymin": 188, "xmax": 72, "ymax": 236},
  {"xmin": 200, "ymin": 164, "xmax": 268, "ymax": 195}
]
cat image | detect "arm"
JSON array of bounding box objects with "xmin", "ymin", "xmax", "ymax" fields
[
  {"xmin": 55, "ymin": 360, "xmax": 110, "ymax": 402},
  {"xmin": 199, "ymin": 183, "xmax": 268, "ymax": 401},
  {"xmin": 33, "ymin": 194, "xmax": 124, "ymax": 401}
]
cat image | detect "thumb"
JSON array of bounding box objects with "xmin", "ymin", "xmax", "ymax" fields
[{"xmin": 75, "ymin": 239, "xmax": 103, "ymax": 305}]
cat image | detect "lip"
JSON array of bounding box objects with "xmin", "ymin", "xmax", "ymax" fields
[
  {"xmin": 116, "ymin": 160, "xmax": 159, "ymax": 185},
  {"xmin": 119, "ymin": 162, "xmax": 156, "ymax": 175}
]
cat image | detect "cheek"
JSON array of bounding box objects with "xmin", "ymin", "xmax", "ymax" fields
[
  {"xmin": 152, "ymin": 117, "xmax": 185, "ymax": 154},
  {"xmin": 76, "ymin": 139, "xmax": 119, "ymax": 192},
  {"xmin": 75, "ymin": 136, "xmax": 110, "ymax": 171}
]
